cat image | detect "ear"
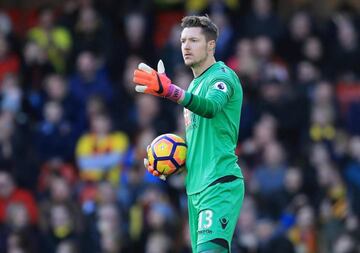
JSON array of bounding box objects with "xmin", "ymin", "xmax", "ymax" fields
[{"xmin": 208, "ymin": 40, "xmax": 216, "ymax": 52}]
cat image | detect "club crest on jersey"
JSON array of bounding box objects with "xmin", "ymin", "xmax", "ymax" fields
[{"xmin": 213, "ymin": 82, "xmax": 227, "ymax": 92}]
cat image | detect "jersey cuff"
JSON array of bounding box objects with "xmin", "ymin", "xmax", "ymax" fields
[{"xmin": 179, "ymin": 92, "xmax": 193, "ymax": 107}]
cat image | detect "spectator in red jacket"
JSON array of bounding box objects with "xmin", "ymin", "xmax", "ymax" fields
[{"xmin": 0, "ymin": 170, "xmax": 38, "ymax": 225}]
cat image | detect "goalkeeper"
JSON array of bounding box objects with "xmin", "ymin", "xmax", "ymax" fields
[{"xmin": 133, "ymin": 15, "xmax": 244, "ymax": 253}]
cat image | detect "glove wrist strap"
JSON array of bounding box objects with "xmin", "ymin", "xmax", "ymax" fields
[{"xmin": 166, "ymin": 84, "xmax": 185, "ymax": 103}]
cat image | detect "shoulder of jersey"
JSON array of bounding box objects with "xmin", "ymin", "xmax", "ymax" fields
[
  {"xmin": 215, "ymin": 66, "xmax": 234, "ymax": 81},
  {"xmin": 216, "ymin": 64, "xmax": 236, "ymax": 77}
]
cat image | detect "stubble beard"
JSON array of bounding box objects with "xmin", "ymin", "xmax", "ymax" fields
[{"xmin": 184, "ymin": 52, "xmax": 208, "ymax": 70}]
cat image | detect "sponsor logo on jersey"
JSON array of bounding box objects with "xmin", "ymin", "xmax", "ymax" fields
[
  {"xmin": 213, "ymin": 82, "xmax": 228, "ymax": 93},
  {"xmin": 219, "ymin": 217, "xmax": 229, "ymax": 229},
  {"xmin": 198, "ymin": 229, "xmax": 213, "ymax": 235}
]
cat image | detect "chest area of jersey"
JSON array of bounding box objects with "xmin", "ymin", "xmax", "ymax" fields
[{"xmin": 188, "ymin": 79, "xmax": 208, "ymax": 96}]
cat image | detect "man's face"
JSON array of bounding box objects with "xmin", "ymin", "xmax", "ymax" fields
[
  {"xmin": 181, "ymin": 27, "xmax": 213, "ymax": 67},
  {"xmin": 0, "ymin": 172, "xmax": 14, "ymax": 198}
]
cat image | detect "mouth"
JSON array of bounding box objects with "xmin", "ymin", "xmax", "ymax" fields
[{"xmin": 184, "ymin": 53, "xmax": 192, "ymax": 59}]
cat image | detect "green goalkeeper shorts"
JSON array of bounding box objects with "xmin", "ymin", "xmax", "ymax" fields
[{"xmin": 187, "ymin": 176, "xmax": 245, "ymax": 252}]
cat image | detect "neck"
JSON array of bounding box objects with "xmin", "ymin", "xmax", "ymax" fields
[{"xmin": 191, "ymin": 56, "xmax": 216, "ymax": 77}]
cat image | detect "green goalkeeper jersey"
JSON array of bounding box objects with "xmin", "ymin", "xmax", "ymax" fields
[{"xmin": 179, "ymin": 61, "xmax": 243, "ymax": 195}]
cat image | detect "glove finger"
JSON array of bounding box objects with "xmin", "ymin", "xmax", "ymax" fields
[
  {"xmin": 133, "ymin": 76, "xmax": 150, "ymax": 85},
  {"xmin": 143, "ymin": 158, "xmax": 149, "ymax": 168},
  {"xmin": 146, "ymin": 163, "xmax": 165, "ymax": 179},
  {"xmin": 137, "ymin": 86, "xmax": 158, "ymax": 96},
  {"xmin": 135, "ymin": 85, "xmax": 147, "ymax": 93},
  {"xmin": 152, "ymin": 170, "xmax": 160, "ymax": 177},
  {"xmin": 134, "ymin": 70, "xmax": 153, "ymax": 81},
  {"xmin": 138, "ymin": 63, "xmax": 154, "ymax": 74},
  {"xmin": 157, "ymin": 60, "xmax": 165, "ymax": 74},
  {"xmin": 148, "ymin": 165, "xmax": 159, "ymax": 176}
]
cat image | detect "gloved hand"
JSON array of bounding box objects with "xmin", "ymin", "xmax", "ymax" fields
[
  {"xmin": 133, "ymin": 60, "xmax": 185, "ymax": 103},
  {"xmin": 144, "ymin": 145, "xmax": 167, "ymax": 181}
]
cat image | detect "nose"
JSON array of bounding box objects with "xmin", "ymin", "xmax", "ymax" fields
[{"xmin": 182, "ymin": 40, "xmax": 190, "ymax": 50}]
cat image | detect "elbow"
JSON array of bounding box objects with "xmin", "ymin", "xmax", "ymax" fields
[
  {"xmin": 203, "ymin": 111, "xmax": 216, "ymax": 118},
  {"xmin": 203, "ymin": 102, "xmax": 223, "ymax": 118}
]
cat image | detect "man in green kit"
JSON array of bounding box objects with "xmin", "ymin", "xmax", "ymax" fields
[{"xmin": 133, "ymin": 15, "xmax": 244, "ymax": 253}]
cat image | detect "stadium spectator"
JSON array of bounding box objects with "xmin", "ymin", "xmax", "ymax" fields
[
  {"xmin": 240, "ymin": 0, "xmax": 284, "ymax": 42},
  {"xmin": 345, "ymin": 136, "xmax": 360, "ymax": 218},
  {"xmin": 288, "ymin": 205, "xmax": 318, "ymax": 253},
  {"xmin": 42, "ymin": 74, "xmax": 79, "ymax": 127},
  {"xmin": 68, "ymin": 51, "xmax": 113, "ymax": 115},
  {"xmin": 21, "ymin": 41, "xmax": 55, "ymax": 115},
  {"xmin": 0, "ymin": 171, "xmax": 38, "ymax": 225},
  {"xmin": 33, "ymin": 101, "xmax": 75, "ymax": 163},
  {"xmin": 27, "ymin": 6, "xmax": 72, "ymax": 74},
  {"xmin": 0, "ymin": 74, "xmax": 22, "ymax": 114},
  {"xmin": 40, "ymin": 204, "xmax": 80, "ymax": 253},
  {"xmin": 75, "ymin": 112, "xmax": 129, "ymax": 185},
  {"xmin": 279, "ymin": 11, "xmax": 315, "ymax": 66},
  {"xmin": 71, "ymin": 6, "xmax": 112, "ymax": 65},
  {"xmin": 0, "ymin": 36, "xmax": 20, "ymax": 83},
  {"xmin": 250, "ymin": 141, "xmax": 288, "ymax": 218}
]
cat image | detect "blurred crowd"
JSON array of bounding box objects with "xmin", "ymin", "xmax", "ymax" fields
[{"xmin": 0, "ymin": 0, "xmax": 359, "ymax": 252}]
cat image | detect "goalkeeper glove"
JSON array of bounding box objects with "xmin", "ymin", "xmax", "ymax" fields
[
  {"xmin": 144, "ymin": 145, "xmax": 167, "ymax": 181},
  {"xmin": 133, "ymin": 60, "xmax": 185, "ymax": 103}
]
